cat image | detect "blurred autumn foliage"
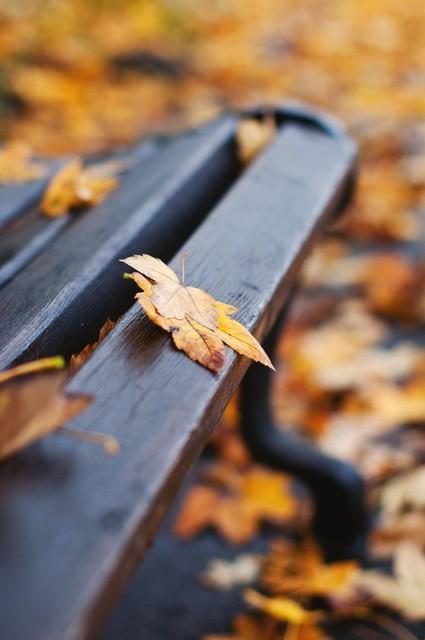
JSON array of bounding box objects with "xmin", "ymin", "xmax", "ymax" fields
[{"xmin": 1, "ymin": 0, "xmax": 425, "ymax": 638}]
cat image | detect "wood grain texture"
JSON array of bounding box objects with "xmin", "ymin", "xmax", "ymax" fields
[
  {"xmin": 0, "ymin": 117, "xmax": 237, "ymax": 368},
  {"xmin": 0, "ymin": 122, "xmax": 355, "ymax": 640},
  {"xmin": 0, "ymin": 174, "xmax": 52, "ymax": 228}
]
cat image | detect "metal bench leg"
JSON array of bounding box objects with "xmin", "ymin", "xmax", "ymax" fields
[{"xmin": 240, "ymin": 293, "xmax": 368, "ymax": 561}]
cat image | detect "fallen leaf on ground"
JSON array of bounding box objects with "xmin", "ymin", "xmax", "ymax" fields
[
  {"xmin": 42, "ymin": 158, "xmax": 119, "ymax": 217},
  {"xmin": 203, "ymin": 612, "xmax": 280, "ymax": 640},
  {"xmin": 244, "ymin": 589, "xmax": 320, "ymax": 625},
  {"xmin": 0, "ymin": 142, "xmax": 46, "ymax": 183},
  {"xmin": 201, "ymin": 554, "xmax": 261, "ymax": 590},
  {"xmin": 369, "ymin": 467, "xmax": 425, "ymax": 557},
  {"xmin": 122, "ymin": 254, "xmax": 273, "ymax": 372},
  {"xmin": 370, "ymin": 512, "xmax": 425, "ymax": 558},
  {"xmin": 261, "ymin": 539, "xmax": 359, "ymax": 604},
  {"xmin": 379, "ymin": 466, "xmax": 425, "ymax": 516},
  {"xmin": 0, "ymin": 355, "xmax": 65, "ymax": 384},
  {"xmin": 0, "ymin": 371, "xmax": 91, "ymax": 462},
  {"xmin": 357, "ymin": 543, "xmax": 425, "ymax": 620},
  {"xmin": 236, "ymin": 116, "xmax": 276, "ymax": 165},
  {"xmin": 174, "ymin": 465, "xmax": 297, "ymax": 543}
]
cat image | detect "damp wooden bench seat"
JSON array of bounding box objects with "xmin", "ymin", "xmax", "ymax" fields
[{"xmin": 0, "ymin": 104, "xmax": 357, "ymax": 640}]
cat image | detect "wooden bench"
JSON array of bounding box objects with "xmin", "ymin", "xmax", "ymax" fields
[{"xmin": 0, "ymin": 103, "xmax": 365, "ymax": 640}]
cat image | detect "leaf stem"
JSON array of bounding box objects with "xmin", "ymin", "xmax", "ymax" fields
[
  {"xmin": 0, "ymin": 355, "xmax": 65, "ymax": 385},
  {"xmin": 180, "ymin": 252, "xmax": 188, "ymax": 285}
]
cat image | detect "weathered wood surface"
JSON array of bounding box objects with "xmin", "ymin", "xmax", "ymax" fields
[
  {"xmin": 0, "ymin": 117, "xmax": 237, "ymax": 367},
  {"xmin": 0, "ymin": 171, "xmax": 54, "ymax": 227},
  {"xmin": 0, "ymin": 121, "xmax": 355, "ymax": 640}
]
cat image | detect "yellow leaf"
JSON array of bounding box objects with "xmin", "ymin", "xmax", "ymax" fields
[
  {"xmin": 42, "ymin": 158, "xmax": 118, "ymax": 217},
  {"xmin": 122, "ymin": 255, "xmax": 273, "ymax": 372},
  {"xmin": 121, "ymin": 254, "xmax": 218, "ymax": 329},
  {"xmin": 244, "ymin": 589, "xmax": 318, "ymax": 625},
  {"xmin": 236, "ymin": 117, "xmax": 277, "ymax": 165},
  {"xmin": 174, "ymin": 464, "xmax": 297, "ymax": 544}
]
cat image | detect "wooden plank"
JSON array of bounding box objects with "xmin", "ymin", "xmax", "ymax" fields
[
  {"xmin": 0, "ymin": 123, "xmax": 355, "ymax": 640},
  {"xmin": 0, "ymin": 174, "xmax": 52, "ymax": 228},
  {"xmin": 0, "ymin": 116, "xmax": 237, "ymax": 368}
]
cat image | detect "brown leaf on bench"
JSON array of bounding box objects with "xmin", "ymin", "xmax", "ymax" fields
[
  {"xmin": 42, "ymin": 158, "xmax": 119, "ymax": 217},
  {"xmin": 0, "ymin": 371, "xmax": 91, "ymax": 462},
  {"xmin": 122, "ymin": 254, "xmax": 273, "ymax": 372},
  {"xmin": 122, "ymin": 253, "xmax": 218, "ymax": 328}
]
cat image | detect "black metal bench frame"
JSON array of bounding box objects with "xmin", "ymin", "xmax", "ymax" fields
[{"xmin": 0, "ymin": 103, "xmax": 365, "ymax": 640}]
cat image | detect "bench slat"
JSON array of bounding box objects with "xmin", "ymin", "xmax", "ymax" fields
[
  {"xmin": 0, "ymin": 122, "xmax": 354, "ymax": 640},
  {"xmin": 0, "ymin": 117, "xmax": 237, "ymax": 368}
]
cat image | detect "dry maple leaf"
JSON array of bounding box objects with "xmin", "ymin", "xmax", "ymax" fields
[
  {"xmin": 0, "ymin": 142, "xmax": 46, "ymax": 183},
  {"xmin": 0, "ymin": 371, "xmax": 91, "ymax": 462},
  {"xmin": 261, "ymin": 539, "xmax": 359, "ymax": 605},
  {"xmin": 122, "ymin": 254, "xmax": 273, "ymax": 372},
  {"xmin": 42, "ymin": 158, "xmax": 119, "ymax": 217},
  {"xmin": 122, "ymin": 254, "xmax": 218, "ymax": 328},
  {"xmin": 174, "ymin": 465, "xmax": 296, "ymax": 544}
]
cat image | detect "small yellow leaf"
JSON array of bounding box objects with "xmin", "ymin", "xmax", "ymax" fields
[
  {"xmin": 236, "ymin": 116, "xmax": 277, "ymax": 165},
  {"xmin": 244, "ymin": 589, "xmax": 318, "ymax": 625},
  {"xmin": 42, "ymin": 158, "xmax": 118, "ymax": 217}
]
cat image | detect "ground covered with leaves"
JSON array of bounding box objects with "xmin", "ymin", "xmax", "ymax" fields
[{"xmin": 1, "ymin": 1, "xmax": 425, "ymax": 638}]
